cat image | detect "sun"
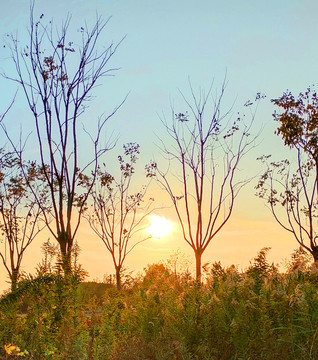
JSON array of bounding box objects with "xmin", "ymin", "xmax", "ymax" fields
[{"xmin": 147, "ymin": 215, "xmax": 174, "ymax": 239}]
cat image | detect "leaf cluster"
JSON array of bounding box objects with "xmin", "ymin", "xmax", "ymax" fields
[{"xmin": 272, "ymin": 88, "xmax": 318, "ymax": 159}]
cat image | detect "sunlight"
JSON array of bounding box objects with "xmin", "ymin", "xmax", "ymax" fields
[{"xmin": 147, "ymin": 215, "xmax": 174, "ymax": 239}]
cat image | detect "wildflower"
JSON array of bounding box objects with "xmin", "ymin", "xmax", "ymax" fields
[
  {"xmin": 4, "ymin": 344, "xmax": 28, "ymax": 357},
  {"xmin": 4, "ymin": 344, "xmax": 16, "ymax": 355}
]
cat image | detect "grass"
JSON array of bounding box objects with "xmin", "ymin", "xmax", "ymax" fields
[{"xmin": 0, "ymin": 248, "xmax": 318, "ymax": 359}]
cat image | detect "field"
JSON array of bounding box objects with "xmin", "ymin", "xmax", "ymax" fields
[{"xmin": 1, "ymin": 248, "xmax": 318, "ymax": 360}]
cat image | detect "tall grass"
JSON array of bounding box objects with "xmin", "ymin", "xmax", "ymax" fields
[{"xmin": 1, "ymin": 249, "xmax": 318, "ymax": 359}]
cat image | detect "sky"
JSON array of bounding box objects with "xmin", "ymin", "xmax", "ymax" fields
[{"xmin": 0, "ymin": 0, "xmax": 318, "ymax": 291}]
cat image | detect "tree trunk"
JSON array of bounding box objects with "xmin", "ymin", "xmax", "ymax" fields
[
  {"xmin": 10, "ymin": 268, "xmax": 19, "ymax": 292},
  {"xmin": 115, "ymin": 266, "xmax": 121, "ymax": 291},
  {"xmin": 58, "ymin": 232, "xmax": 73, "ymax": 275},
  {"xmin": 195, "ymin": 249, "xmax": 202, "ymax": 283},
  {"xmin": 312, "ymin": 246, "xmax": 318, "ymax": 262}
]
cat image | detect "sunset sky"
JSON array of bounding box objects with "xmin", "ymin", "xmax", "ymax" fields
[{"xmin": 0, "ymin": 0, "xmax": 317, "ymax": 291}]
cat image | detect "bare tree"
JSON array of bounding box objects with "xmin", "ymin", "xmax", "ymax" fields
[
  {"xmin": 147, "ymin": 81, "xmax": 261, "ymax": 281},
  {"xmin": 0, "ymin": 152, "xmax": 46, "ymax": 290},
  {"xmin": 2, "ymin": 4, "xmax": 125, "ymax": 272},
  {"xmin": 86, "ymin": 143, "xmax": 153, "ymax": 290},
  {"xmin": 256, "ymin": 87, "xmax": 318, "ymax": 262}
]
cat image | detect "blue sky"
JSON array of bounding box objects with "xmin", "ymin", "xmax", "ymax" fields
[
  {"xmin": 1, "ymin": 0, "xmax": 317, "ymax": 141},
  {"xmin": 0, "ymin": 0, "xmax": 318, "ymax": 288}
]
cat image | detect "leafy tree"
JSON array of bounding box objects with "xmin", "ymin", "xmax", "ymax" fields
[
  {"xmin": 86, "ymin": 143, "xmax": 153, "ymax": 290},
  {"xmin": 147, "ymin": 81, "xmax": 261, "ymax": 281},
  {"xmin": 2, "ymin": 4, "xmax": 125, "ymax": 273},
  {"xmin": 256, "ymin": 88, "xmax": 318, "ymax": 262},
  {"xmin": 0, "ymin": 151, "xmax": 46, "ymax": 290}
]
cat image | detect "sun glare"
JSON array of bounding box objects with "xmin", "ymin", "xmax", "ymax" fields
[{"xmin": 147, "ymin": 215, "xmax": 174, "ymax": 239}]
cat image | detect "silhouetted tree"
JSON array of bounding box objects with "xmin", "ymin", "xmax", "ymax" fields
[
  {"xmin": 2, "ymin": 3, "xmax": 125, "ymax": 273},
  {"xmin": 147, "ymin": 81, "xmax": 261, "ymax": 281},
  {"xmin": 86, "ymin": 143, "xmax": 153, "ymax": 290},
  {"xmin": 256, "ymin": 87, "xmax": 318, "ymax": 262},
  {"xmin": 0, "ymin": 151, "xmax": 46, "ymax": 290}
]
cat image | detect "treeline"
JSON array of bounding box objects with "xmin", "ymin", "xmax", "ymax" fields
[
  {"xmin": 1, "ymin": 4, "xmax": 318, "ymax": 293},
  {"xmin": 0, "ymin": 248, "xmax": 318, "ymax": 359},
  {"xmin": 0, "ymin": 4, "xmax": 263, "ymax": 291}
]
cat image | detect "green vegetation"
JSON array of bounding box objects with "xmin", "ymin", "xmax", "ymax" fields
[{"xmin": 1, "ymin": 249, "xmax": 318, "ymax": 359}]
